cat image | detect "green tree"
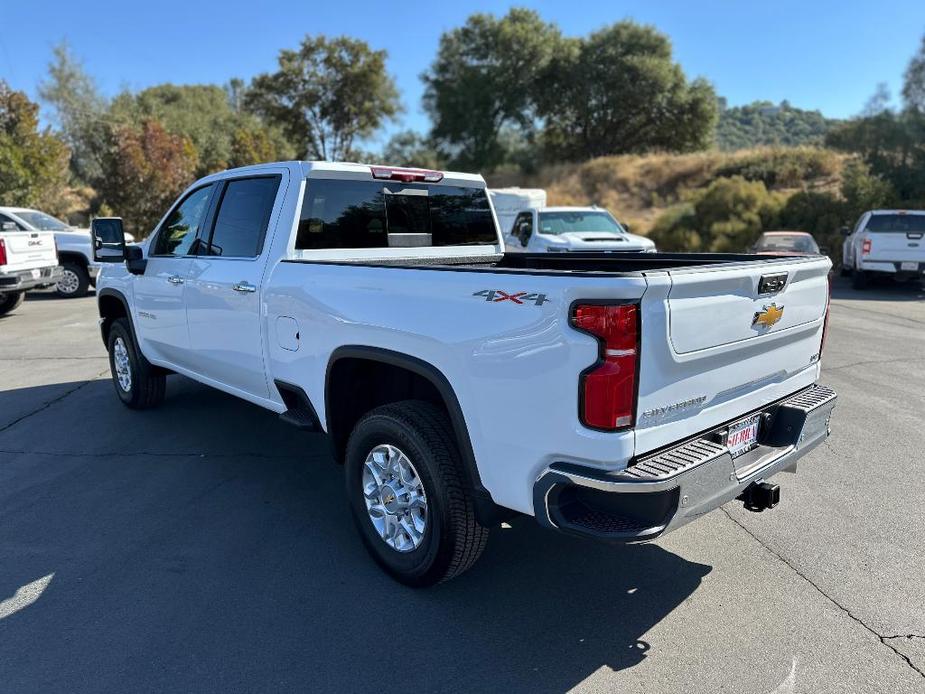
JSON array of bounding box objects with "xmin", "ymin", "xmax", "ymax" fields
[
  {"xmin": 246, "ymin": 35, "xmax": 400, "ymax": 161},
  {"xmin": 649, "ymin": 176, "xmax": 783, "ymax": 252},
  {"xmin": 422, "ymin": 8, "xmax": 560, "ymax": 171},
  {"xmin": 38, "ymin": 41, "xmax": 108, "ymax": 186},
  {"xmin": 110, "ymin": 84, "xmax": 292, "ymax": 176},
  {"xmin": 98, "ymin": 119, "xmax": 198, "ymax": 238},
  {"xmin": 0, "ymin": 82, "xmax": 70, "ymax": 213},
  {"xmin": 538, "ymin": 21, "xmax": 718, "ymax": 160},
  {"xmin": 902, "ymin": 34, "xmax": 925, "ymax": 112},
  {"xmin": 716, "ymin": 100, "xmax": 838, "ymax": 150},
  {"xmin": 381, "ymin": 130, "xmax": 444, "ymax": 169}
]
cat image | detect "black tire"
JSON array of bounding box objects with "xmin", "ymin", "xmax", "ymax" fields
[
  {"xmin": 0, "ymin": 291, "xmax": 25, "ymax": 316},
  {"xmin": 345, "ymin": 400, "xmax": 489, "ymax": 587},
  {"xmin": 56, "ymin": 262, "xmax": 91, "ymax": 298},
  {"xmin": 851, "ymin": 268, "xmax": 869, "ymax": 290},
  {"xmin": 839, "ymin": 264, "xmax": 852, "ymax": 277},
  {"xmin": 107, "ymin": 318, "xmax": 166, "ymax": 409}
]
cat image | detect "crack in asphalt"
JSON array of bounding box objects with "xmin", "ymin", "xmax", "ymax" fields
[
  {"xmin": 824, "ymin": 356, "xmax": 925, "ymax": 372},
  {"xmin": 720, "ymin": 507, "xmax": 925, "ymax": 679},
  {"xmin": 830, "ymin": 301, "xmax": 925, "ymax": 327},
  {"xmin": 0, "ymin": 370, "xmax": 108, "ymax": 434},
  {"xmin": 0, "ymin": 448, "xmax": 316, "ymax": 462},
  {"xmin": 0, "ymin": 356, "xmax": 107, "ymax": 361}
]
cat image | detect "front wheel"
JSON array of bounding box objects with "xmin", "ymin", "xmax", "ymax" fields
[
  {"xmin": 0, "ymin": 291, "xmax": 25, "ymax": 316},
  {"xmin": 345, "ymin": 401, "xmax": 489, "ymax": 586},
  {"xmin": 107, "ymin": 318, "xmax": 166, "ymax": 409}
]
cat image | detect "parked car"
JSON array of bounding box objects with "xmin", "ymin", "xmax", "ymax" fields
[
  {"xmin": 841, "ymin": 210, "xmax": 925, "ymax": 289},
  {"xmin": 0, "ymin": 222, "xmax": 60, "ymax": 316},
  {"xmin": 93, "ymin": 161, "xmax": 836, "ymax": 586},
  {"xmin": 750, "ymin": 231, "xmax": 822, "ymax": 256},
  {"xmin": 0, "ymin": 206, "xmax": 135, "ymax": 298},
  {"xmin": 504, "ymin": 205, "xmax": 656, "ymax": 253}
]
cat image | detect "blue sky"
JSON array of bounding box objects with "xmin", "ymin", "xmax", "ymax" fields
[{"xmin": 2, "ymin": 0, "xmax": 923, "ymax": 147}]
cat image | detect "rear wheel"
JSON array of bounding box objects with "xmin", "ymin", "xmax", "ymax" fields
[
  {"xmin": 107, "ymin": 318, "xmax": 166, "ymax": 409},
  {"xmin": 56, "ymin": 262, "xmax": 90, "ymax": 298},
  {"xmin": 345, "ymin": 401, "xmax": 489, "ymax": 586},
  {"xmin": 851, "ymin": 267, "xmax": 869, "ymax": 290},
  {"xmin": 0, "ymin": 291, "xmax": 25, "ymax": 316}
]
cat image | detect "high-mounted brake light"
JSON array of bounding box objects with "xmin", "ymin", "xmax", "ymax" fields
[
  {"xmin": 0, "ymin": 239, "xmax": 7, "ymax": 267},
  {"xmin": 862, "ymin": 238, "xmax": 872, "ymax": 256},
  {"xmin": 371, "ymin": 166, "xmax": 444, "ymax": 183},
  {"xmin": 570, "ymin": 303, "xmax": 640, "ymax": 430}
]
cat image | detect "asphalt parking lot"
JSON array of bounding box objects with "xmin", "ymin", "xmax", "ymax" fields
[{"xmin": 1, "ymin": 279, "xmax": 923, "ymax": 694}]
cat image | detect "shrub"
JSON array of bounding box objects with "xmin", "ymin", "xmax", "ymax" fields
[
  {"xmin": 716, "ymin": 147, "xmax": 840, "ymax": 189},
  {"xmin": 650, "ymin": 176, "xmax": 783, "ymax": 252}
]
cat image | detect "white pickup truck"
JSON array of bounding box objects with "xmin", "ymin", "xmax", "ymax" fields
[
  {"xmin": 0, "ymin": 223, "xmax": 60, "ymax": 316},
  {"xmin": 94, "ymin": 161, "xmax": 837, "ymax": 586},
  {"xmin": 840, "ymin": 209, "xmax": 925, "ymax": 289},
  {"xmin": 0, "ymin": 206, "xmax": 135, "ymax": 298}
]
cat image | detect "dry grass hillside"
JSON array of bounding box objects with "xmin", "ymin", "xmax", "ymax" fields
[{"xmin": 487, "ymin": 147, "xmax": 849, "ymax": 235}]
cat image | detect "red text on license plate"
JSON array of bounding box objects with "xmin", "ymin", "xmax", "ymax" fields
[{"xmin": 727, "ymin": 415, "xmax": 760, "ymax": 458}]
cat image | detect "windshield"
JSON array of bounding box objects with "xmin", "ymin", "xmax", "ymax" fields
[
  {"xmin": 537, "ymin": 211, "xmax": 624, "ymax": 235},
  {"xmin": 14, "ymin": 210, "xmax": 71, "ymax": 231},
  {"xmin": 865, "ymin": 214, "xmax": 925, "ymax": 234},
  {"xmin": 755, "ymin": 234, "xmax": 819, "ymax": 253}
]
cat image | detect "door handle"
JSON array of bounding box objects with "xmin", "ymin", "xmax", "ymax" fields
[
  {"xmin": 232, "ymin": 281, "xmax": 256, "ymax": 293},
  {"xmin": 167, "ymin": 275, "xmax": 184, "ymax": 285}
]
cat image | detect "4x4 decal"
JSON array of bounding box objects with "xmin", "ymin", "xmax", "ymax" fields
[{"xmin": 473, "ymin": 290, "xmax": 550, "ymax": 306}]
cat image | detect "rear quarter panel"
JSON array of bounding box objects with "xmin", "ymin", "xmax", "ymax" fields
[{"xmin": 264, "ymin": 262, "xmax": 647, "ymax": 514}]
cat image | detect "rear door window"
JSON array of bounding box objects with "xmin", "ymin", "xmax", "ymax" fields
[
  {"xmin": 296, "ymin": 180, "xmax": 497, "ymax": 250},
  {"xmin": 206, "ymin": 176, "xmax": 281, "ymax": 257}
]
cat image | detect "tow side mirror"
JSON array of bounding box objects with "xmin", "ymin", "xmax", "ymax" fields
[
  {"xmin": 622, "ymin": 223, "xmax": 632, "ymax": 234},
  {"xmin": 92, "ymin": 217, "xmax": 126, "ymax": 262},
  {"xmin": 839, "ymin": 226, "xmax": 851, "ymax": 237}
]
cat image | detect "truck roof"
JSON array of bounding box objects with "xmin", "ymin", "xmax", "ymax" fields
[{"xmin": 202, "ymin": 160, "xmax": 486, "ymax": 187}]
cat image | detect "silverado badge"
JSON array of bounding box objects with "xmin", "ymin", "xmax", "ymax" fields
[{"xmin": 753, "ymin": 303, "xmax": 784, "ymax": 328}]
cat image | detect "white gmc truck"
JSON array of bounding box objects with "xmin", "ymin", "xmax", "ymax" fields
[
  {"xmin": 94, "ymin": 161, "xmax": 837, "ymax": 586},
  {"xmin": 0, "ymin": 223, "xmax": 60, "ymax": 316}
]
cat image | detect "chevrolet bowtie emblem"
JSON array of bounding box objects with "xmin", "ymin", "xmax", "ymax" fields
[{"xmin": 753, "ymin": 303, "xmax": 784, "ymax": 328}]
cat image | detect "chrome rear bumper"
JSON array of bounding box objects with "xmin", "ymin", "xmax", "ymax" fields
[{"xmin": 533, "ymin": 385, "xmax": 837, "ymax": 542}]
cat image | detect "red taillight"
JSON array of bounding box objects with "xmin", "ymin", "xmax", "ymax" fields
[
  {"xmin": 0, "ymin": 239, "xmax": 7, "ymax": 267},
  {"xmin": 861, "ymin": 238, "xmax": 872, "ymax": 256},
  {"xmin": 370, "ymin": 166, "xmax": 444, "ymax": 183},
  {"xmin": 819, "ymin": 274, "xmax": 832, "ymax": 357},
  {"xmin": 571, "ymin": 303, "xmax": 639, "ymax": 430}
]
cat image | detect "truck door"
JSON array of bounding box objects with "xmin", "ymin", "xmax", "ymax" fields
[
  {"xmin": 134, "ymin": 184, "xmax": 215, "ymax": 367},
  {"xmin": 184, "ymin": 173, "xmax": 285, "ymax": 399}
]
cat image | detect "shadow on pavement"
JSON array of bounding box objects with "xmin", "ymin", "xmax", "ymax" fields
[
  {"xmin": 0, "ymin": 377, "xmax": 712, "ymax": 693},
  {"xmin": 831, "ymin": 275, "xmax": 924, "ymax": 302}
]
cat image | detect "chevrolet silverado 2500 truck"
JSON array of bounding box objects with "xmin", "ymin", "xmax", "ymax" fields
[{"xmin": 93, "ymin": 161, "xmax": 837, "ymax": 586}]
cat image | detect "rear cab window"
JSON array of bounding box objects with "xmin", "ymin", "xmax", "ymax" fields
[
  {"xmin": 864, "ymin": 214, "xmax": 925, "ymax": 234},
  {"xmin": 295, "ymin": 180, "xmax": 497, "ymax": 251}
]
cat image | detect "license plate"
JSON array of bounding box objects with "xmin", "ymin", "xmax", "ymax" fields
[
  {"xmin": 901, "ymin": 261, "xmax": 919, "ymax": 271},
  {"xmin": 31, "ymin": 268, "xmax": 40, "ymax": 280},
  {"xmin": 727, "ymin": 414, "xmax": 760, "ymax": 458}
]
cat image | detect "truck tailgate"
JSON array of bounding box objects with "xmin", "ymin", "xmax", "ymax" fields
[
  {"xmin": 635, "ymin": 256, "xmax": 830, "ymax": 455},
  {"xmin": 0, "ymin": 231, "xmax": 57, "ymax": 272}
]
